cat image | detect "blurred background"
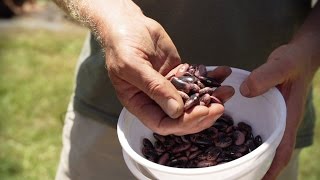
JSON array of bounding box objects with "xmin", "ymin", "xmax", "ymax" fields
[{"xmin": 0, "ymin": 1, "xmax": 319, "ymax": 180}]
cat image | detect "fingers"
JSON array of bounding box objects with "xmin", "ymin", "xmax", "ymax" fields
[
  {"xmin": 207, "ymin": 66, "xmax": 232, "ymax": 84},
  {"xmin": 159, "ymin": 104, "xmax": 225, "ymax": 135},
  {"xmin": 144, "ymin": 17, "xmax": 181, "ymax": 75},
  {"xmin": 212, "ymin": 85, "xmax": 235, "ymax": 104},
  {"xmin": 116, "ymin": 79, "xmax": 224, "ymax": 135},
  {"xmin": 240, "ymin": 58, "xmax": 292, "ymax": 97}
]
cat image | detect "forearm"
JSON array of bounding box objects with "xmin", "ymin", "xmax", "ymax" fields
[
  {"xmin": 53, "ymin": 0, "xmax": 143, "ymax": 45},
  {"xmin": 291, "ymin": 2, "xmax": 320, "ymax": 70}
]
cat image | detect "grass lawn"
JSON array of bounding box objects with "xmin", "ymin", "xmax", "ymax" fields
[
  {"xmin": 0, "ymin": 26, "xmax": 319, "ymax": 180},
  {"xmin": 0, "ymin": 27, "xmax": 87, "ymax": 180}
]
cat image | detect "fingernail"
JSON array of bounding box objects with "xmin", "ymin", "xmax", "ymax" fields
[
  {"xmin": 240, "ymin": 83, "xmax": 250, "ymax": 97},
  {"xmin": 166, "ymin": 98, "xmax": 182, "ymax": 118}
]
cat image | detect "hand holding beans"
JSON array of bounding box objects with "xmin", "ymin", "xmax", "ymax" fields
[
  {"xmin": 152, "ymin": 64, "xmax": 235, "ymax": 135},
  {"xmin": 167, "ymin": 64, "xmax": 235, "ymax": 110},
  {"xmin": 104, "ymin": 11, "xmax": 235, "ymax": 135}
]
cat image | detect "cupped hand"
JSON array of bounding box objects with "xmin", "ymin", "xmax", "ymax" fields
[
  {"xmin": 239, "ymin": 44, "xmax": 318, "ymax": 179},
  {"xmin": 103, "ymin": 6, "xmax": 234, "ymax": 135}
]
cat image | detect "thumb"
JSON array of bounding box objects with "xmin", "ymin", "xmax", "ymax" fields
[
  {"xmin": 124, "ymin": 62, "xmax": 184, "ymax": 118},
  {"xmin": 240, "ymin": 58, "xmax": 291, "ymax": 97}
]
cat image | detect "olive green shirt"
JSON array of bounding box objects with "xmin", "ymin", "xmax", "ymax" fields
[{"xmin": 73, "ymin": 0, "xmax": 315, "ymax": 148}]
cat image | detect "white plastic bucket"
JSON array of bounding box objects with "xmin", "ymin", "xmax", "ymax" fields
[{"xmin": 117, "ymin": 67, "xmax": 286, "ymax": 180}]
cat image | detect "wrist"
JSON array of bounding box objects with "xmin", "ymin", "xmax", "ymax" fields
[
  {"xmin": 289, "ymin": 34, "xmax": 320, "ymax": 73},
  {"xmin": 289, "ymin": 2, "xmax": 320, "ymax": 71}
]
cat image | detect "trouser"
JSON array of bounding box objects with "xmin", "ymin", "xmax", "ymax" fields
[{"xmin": 55, "ymin": 101, "xmax": 301, "ymax": 180}]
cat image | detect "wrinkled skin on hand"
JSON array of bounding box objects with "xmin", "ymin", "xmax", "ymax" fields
[
  {"xmin": 104, "ymin": 11, "xmax": 234, "ymax": 135},
  {"xmin": 240, "ymin": 44, "xmax": 318, "ymax": 180}
]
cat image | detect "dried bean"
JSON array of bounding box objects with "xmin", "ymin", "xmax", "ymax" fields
[
  {"xmin": 233, "ymin": 130, "xmax": 246, "ymax": 145},
  {"xmin": 215, "ymin": 136, "xmax": 233, "ymax": 148},
  {"xmin": 199, "ymin": 87, "xmax": 215, "ymax": 96},
  {"xmin": 170, "ymin": 77, "xmax": 191, "ymax": 94},
  {"xmin": 170, "ymin": 63, "xmax": 223, "ymax": 110},
  {"xmin": 153, "ymin": 133, "xmax": 166, "ymax": 143},
  {"xmin": 171, "ymin": 143, "xmax": 192, "ymax": 154},
  {"xmin": 197, "ymin": 160, "xmax": 217, "ymax": 168},
  {"xmin": 184, "ymin": 93, "xmax": 200, "ymax": 110},
  {"xmin": 178, "ymin": 75, "xmax": 197, "ymax": 83},
  {"xmin": 254, "ymin": 135, "xmax": 262, "ymax": 146},
  {"xmin": 154, "ymin": 141, "xmax": 166, "ymax": 153},
  {"xmin": 177, "ymin": 90, "xmax": 190, "ymax": 102},
  {"xmin": 143, "ymin": 138, "xmax": 154, "ymax": 149},
  {"xmin": 142, "ymin": 114, "xmax": 263, "ymax": 168},
  {"xmin": 158, "ymin": 152, "xmax": 170, "ymax": 165},
  {"xmin": 199, "ymin": 93, "xmax": 211, "ymax": 106},
  {"xmin": 175, "ymin": 63, "xmax": 189, "ymax": 77},
  {"xmin": 238, "ymin": 122, "xmax": 252, "ymax": 133},
  {"xmin": 189, "ymin": 150, "xmax": 203, "ymax": 160}
]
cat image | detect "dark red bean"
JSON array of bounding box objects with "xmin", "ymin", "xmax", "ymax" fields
[
  {"xmin": 163, "ymin": 139, "xmax": 175, "ymax": 150},
  {"xmin": 205, "ymin": 147, "xmax": 222, "ymax": 161},
  {"xmin": 142, "ymin": 113, "xmax": 263, "ymax": 169},
  {"xmin": 175, "ymin": 63, "xmax": 190, "ymax": 77},
  {"xmin": 180, "ymin": 135, "xmax": 190, "ymax": 143},
  {"xmin": 196, "ymin": 80, "xmax": 206, "ymax": 89},
  {"xmin": 157, "ymin": 152, "xmax": 170, "ymax": 165},
  {"xmin": 245, "ymin": 139, "xmax": 256, "ymax": 152},
  {"xmin": 193, "ymin": 136, "xmax": 213, "ymax": 145},
  {"xmin": 190, "ymin": 83, "xmax": 201, "ymax": 93},
  {"xmin": 154, "ymin": 141, "xmax": 166, "ymax": 153},
  {"xmin": 171, "ymin": 143, "xmax": 192, "ymax": 154},
  {"xmin": 142, "ymin": 147, "xmax": 158, "ymax": 162},
  {"xmin": 199, "ymin": 87, "xmax": 215, "ymax": 95},
  {"xmin": 189, "ymin": 150, "xmax": 203, "ymax": 160},
  {"xmin": 178, "ymin": 75, "xmax": 197, "ymax": 84},
  {"xmin": 197, "ymin": 160, "xmax": 217, "ymax": 168},
  {"xmin": 218, "ymin": 114, "xmax": 234, "ymax": 126},
  {"xmin": 238, "ymin": 122, "xmax": 252, "ymax": 133},
  {"xmin": 215, "ymin": 137, "xmax": 233, "ymax": 148},
  {"xmin": 173, "ymin": 136, "xmax": 183, "ymax": 144},
  {"xmin": 199, "ymin": 93, "xmax": 211, "ymax": 106},
  {"xmin": 153, "ymin": 133, "xmax": 166, "ymax": 143},
  {"xmin": 184, "ymin": 93, "xmax": 200, "ymax": 110},
  {"xmin": 143, "ymin": 138, "xmax": 154, "ymax": 149},
  {"xmin": 233, "ymin": 130, "xmax": 246, "ymax": 145},
  {"xmin": 170, "ymin": 77, "xmax": 191, "ymax": 94},
  {"xmin": 199, "ymin": 76, "xmax": 221, "ymax": 87},
  {"xmin": 177, "ymin": 90, "xmax": 190, "ymax": 102},
  {"xmin": 189, "ymin": 144, "xmax": 199, "ymax": 152},
  {"xmin": 196, "ymin": 153, "xmax": 207, "ymax": 161},
  {"xmin": 254, "ymin": 135, "xmax": 262, "ymax": 147},
  {"xmin": 210, "ymin": 95, "xmax": 222, "ymax": 104}
]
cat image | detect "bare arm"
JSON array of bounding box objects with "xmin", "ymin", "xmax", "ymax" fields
[
  {"xmin": 53, "ymin": 0, "xmax": 143, "ymax": 46},
  {"xmin": 291, "ymin": 2, "xmax": 320, "ymax": 71}
]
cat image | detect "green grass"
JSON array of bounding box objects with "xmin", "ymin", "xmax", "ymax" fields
[
  {"xmin": 299, "ymin": 70, "xmax": 320, "ymax": 180},
  {"xmin": 0, "ymin": 27, "xmax": 319, "ymax": 180},
  {"xmin": 0, "ymin": 27, "xmax": 87, "ymax": 180}
]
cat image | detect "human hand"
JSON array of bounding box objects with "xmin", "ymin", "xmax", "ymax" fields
[
  {"xmin": 103, "ymin": 2, "xmax": 234, "ymax": 135},
  {"xmin": 239, "ymin": 44, "xmax": 318, "ymax": 179}
]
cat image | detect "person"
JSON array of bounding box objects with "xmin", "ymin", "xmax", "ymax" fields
[{"xmin": 53, "ymin": 0, "xmax": 320, "ymax": 179}]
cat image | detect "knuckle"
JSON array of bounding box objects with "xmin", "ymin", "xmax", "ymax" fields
[{"xmin": 145, "ymin": 78, "xmax": 166, "ymax": 99}]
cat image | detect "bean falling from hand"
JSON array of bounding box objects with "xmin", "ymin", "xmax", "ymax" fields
[{"xmin": 141, "ymin": 114, "xmax": 263, "ymax": 168}]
